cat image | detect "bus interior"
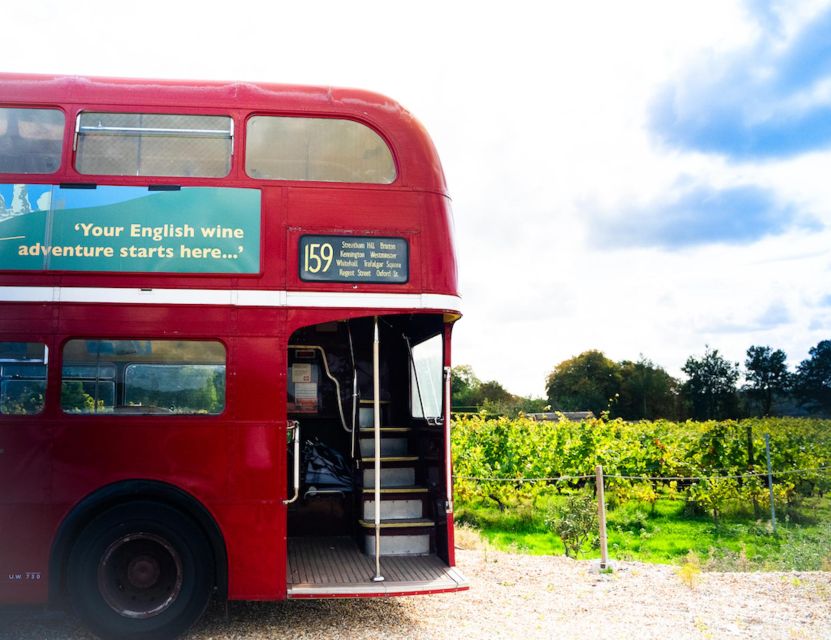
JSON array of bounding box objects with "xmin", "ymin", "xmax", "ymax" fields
[{"xmin": 285, "ymin": 314, "xmax": 463, "ymax": 595}]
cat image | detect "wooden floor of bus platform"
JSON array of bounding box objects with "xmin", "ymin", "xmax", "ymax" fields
[{"xmin": 286, "ymin": 536, "xmax": 468, "ymax": 597}]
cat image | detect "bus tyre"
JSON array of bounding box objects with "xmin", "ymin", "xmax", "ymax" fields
[{"xmin": 67, "ymin": 501, "xmax": 214, "ymax": 640}]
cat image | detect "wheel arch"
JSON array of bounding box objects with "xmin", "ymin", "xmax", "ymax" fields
[{"xmin": 49, "ymin": 479, "xmax": 228, "ymax": 605}]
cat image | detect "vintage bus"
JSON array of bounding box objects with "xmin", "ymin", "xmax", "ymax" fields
[{"xmin": 0, "ymin": 73, "xmax": 465, "ymax": 639}]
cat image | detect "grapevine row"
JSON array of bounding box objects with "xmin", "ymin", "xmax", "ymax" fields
[{"xmin": 451, "ymin": 415, "xmax": 831, "ymax": 519}]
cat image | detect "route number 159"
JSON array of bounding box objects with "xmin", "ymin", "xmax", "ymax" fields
[{"xmin": 303, "ymin": 242, "xmax": 333, "ymax": 274}]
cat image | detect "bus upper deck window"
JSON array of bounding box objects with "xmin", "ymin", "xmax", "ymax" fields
[
  {"xmin": 75, "ymin": 113, "xmax": 233, "ymax": 178},
  {"xmin": 245, "ymin": 116, "xmax": 396, "ymax": 183},
  {"xmin": 0, "ymin": 107, "xmax": 64, "ymax": 174}
]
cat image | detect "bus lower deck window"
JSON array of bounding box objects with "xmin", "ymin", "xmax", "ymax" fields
[
  {"xmin": 0, "ymin": 342, "xmax": 48, "ymax": 415},
  {"xmin": 61, "ymin": 339, "xmax": 226, "ymax": 415}
]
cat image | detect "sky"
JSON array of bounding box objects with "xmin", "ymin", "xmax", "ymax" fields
[{"xmin": 4, "ymin": 0, "xmax": 831, "ymax": 397}]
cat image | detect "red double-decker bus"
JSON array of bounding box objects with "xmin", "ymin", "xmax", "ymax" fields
[{"xmin": 0, "ymin": 73, "xmax": 465, "ymax": 639}]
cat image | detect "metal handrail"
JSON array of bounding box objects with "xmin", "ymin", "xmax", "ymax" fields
[
  {"xmin": 288, "ymin": 345, "xmax": 351, "ymax": 433},
  {"xmin": 444, "ymin": 366, "xmax": 453, "ymax": 513},
  {"xmin": 283, "ymin": 421, "xmax": 301, "ymax": 505},
  {"xmin": 73, "ymin": 113, "xmax": 235, "ymax": 150},
  {"xmin": 347, "ymin": 322, "xmax": 358, "ymax": 460},
  {"xmin": 78, "ymin": 126, "xmax": 232, "ymax": 138}
]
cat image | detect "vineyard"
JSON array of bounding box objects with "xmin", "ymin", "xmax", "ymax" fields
[{"xmin": 451, "ymin": 415, "xmax": 831, "ymax": 566}]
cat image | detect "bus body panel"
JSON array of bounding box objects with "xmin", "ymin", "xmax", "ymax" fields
[
  {"xmin": 0, "ymin": 505, "xmax": 54, "ymax": 603},
  {"xmin": 0, "ymin": 416, "xmax": 53, "ymax": 603}
]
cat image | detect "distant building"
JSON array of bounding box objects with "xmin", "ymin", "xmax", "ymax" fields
[{"xmin": 526, "ymin": 411, "xmax": 594, "ymax": 422}]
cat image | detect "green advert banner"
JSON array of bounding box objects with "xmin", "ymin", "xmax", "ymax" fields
[{"xmin": 0, "ymin": 184, "xmax": 261, "ymax": 273}]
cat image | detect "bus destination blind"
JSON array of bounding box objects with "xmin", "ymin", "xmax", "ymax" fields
[{"xmin": 299, "ymin": 235, "xmax": 408, "ymax": 283}]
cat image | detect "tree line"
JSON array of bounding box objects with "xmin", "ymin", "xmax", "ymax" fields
[{"xmin": 452, "ymin": 339, "xmax": 831, "ymax": 420}]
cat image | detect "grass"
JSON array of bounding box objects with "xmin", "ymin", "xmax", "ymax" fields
[{"xmin": 455, "ymin": 496, "xmax": 831, "ymax": 571}]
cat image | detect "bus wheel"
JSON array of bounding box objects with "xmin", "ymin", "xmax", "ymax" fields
[{"xmin": 67, "ymin": 501, "xmax": 214, "ymax": 640}]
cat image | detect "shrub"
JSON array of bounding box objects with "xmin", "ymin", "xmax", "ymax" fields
[{"xmin": 545, "ymin": 490, "xmax": 598, "ymax": 558}]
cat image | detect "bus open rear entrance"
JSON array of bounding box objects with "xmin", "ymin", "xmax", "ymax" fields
[{"xmin": 284, "ymin": 315, "xmax": 467, "ymax": 597}]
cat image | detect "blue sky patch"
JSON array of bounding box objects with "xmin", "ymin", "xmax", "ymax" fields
[
  {"xmin": 702, "ymin": 302, "xmax": 792, "ymax": 335},
  {"xmin": 649, "ymin": 6, "xmax": 831, "ymax": 159},
  {"xmin": 596, "ymin": 185, "xmax": 816, "ymax": 249}
]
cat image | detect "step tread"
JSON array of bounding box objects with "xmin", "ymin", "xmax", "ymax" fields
[
  {"xmin": 362, "ymin": 456, "xmax": 418, "ymax": 463},
  {"xmin": 358, "ymin": 518, "xmax": 435, "ymax": 529},
  {"xmin": 362, "ymin": 467, "xmax": 416, "ymax": 488},
  {"xmin": 361, "ymin": 486, "xmax": 429, "ymax": 494}
]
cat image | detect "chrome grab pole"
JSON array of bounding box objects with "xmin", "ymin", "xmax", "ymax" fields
[
  {"xmin": 283, "ymin": 421, "xmax": 301, "ymax": 505},
  {"xmin": 372, "ymin": 317, "xmax": 384, "ymax": 582},
  {"xmin": 348, "ymin": 322, "xmax": 358, "ymax": 460},
  {"xmin": 351, "ymin": 370, "xmax": 358, "ymax": 460},
  {"xmin": 444, "ymin": 366, "xmax": 453, "ymax": 514}
]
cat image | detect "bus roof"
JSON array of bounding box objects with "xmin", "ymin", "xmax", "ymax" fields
[{"xmin": 0, "ymin": 72, "xmax": 448, "ymax": 194}]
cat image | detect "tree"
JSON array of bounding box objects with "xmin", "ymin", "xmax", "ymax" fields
[
  {"xmin": 509, "ymin": 395, "xmax": 549, "ymax": 415},
  {"xmin": 451, "ymin": 364, "xmax": 482, "ymax": 409},
  {"xmin": 478, "ymin": 380, "xmax": 514, "ymax": 405},
  {"xmin": 743, "ymin": 345, "xmax": 790, "ymax": 416},
  {"xmin": 793, "ymin": 340, "xmax": 831, "ymax": 416},
  {"xmin": 451, "ymin": 365, "xmax": 544, "ymax": 415},
  {"xmin": 681, "ymin": 346, "xmax": 740, "ymax": 420},
  {"xmin": 545, "ymin": 350, "xmax": 620, "ymax": 416},
  {"xmin": 616, "ymin": 357, "xmax": 680, "ymax": 420},
  {"xmin": 478, "ymin": 380, "xmax": 519, "ymax": 415},
  {"xmin": 60, "ymin": 381, "xmax": 96, "ymax": 413}
]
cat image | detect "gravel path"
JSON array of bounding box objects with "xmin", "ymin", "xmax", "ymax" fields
[{"xmin": 2, "ymin": 548, "xmax": 830, "ymax": 639}]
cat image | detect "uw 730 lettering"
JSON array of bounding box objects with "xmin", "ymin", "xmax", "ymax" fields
[{"xmin": 7, "ymin": 572, "xmax": 41, "ymax": 582}]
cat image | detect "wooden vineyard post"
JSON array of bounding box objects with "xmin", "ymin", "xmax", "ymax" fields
[
  {"xmin": 765, "ymin": 434, "xmax": 777, "ymax": 533},
  {"xmin": 596, "ymin": 465, "xmax": 609, "ymax": 569}
]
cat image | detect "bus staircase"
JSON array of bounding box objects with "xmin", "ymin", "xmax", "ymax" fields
[
  {"xmin": 358, "ymin": 410, "xmax": 433, "ymax": 557},
  {"xmin": 286, "ymin": 403, "xmax": 467, "ymax": 597}
]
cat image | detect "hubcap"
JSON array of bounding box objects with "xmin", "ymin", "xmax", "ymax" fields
[
  {"xmin": 127, "ymin": 555, "xmax": 161, "ymax": 589},
  {"xmin": 98, "ymin": 533, "xmax": 183, "ymax": 619}
]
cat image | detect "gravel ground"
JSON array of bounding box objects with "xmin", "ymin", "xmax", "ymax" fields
[{"xmin": 2, "ymin": 548, "xmax": 830, "ymax": 640}]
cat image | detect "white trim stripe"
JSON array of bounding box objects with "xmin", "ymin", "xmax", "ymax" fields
[{"xmin": 0, "ymin": 286, "xmax": 462, "ymax": 313}]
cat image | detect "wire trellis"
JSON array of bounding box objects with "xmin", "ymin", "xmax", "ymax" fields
[{"xmin": 455, "ymin": 465, "xmax": 831, "ymax": 484}]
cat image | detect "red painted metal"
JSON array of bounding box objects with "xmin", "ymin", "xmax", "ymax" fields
[{"xmin": 0, "ymin": 73, "xmax": 460, "ymax": 605}]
